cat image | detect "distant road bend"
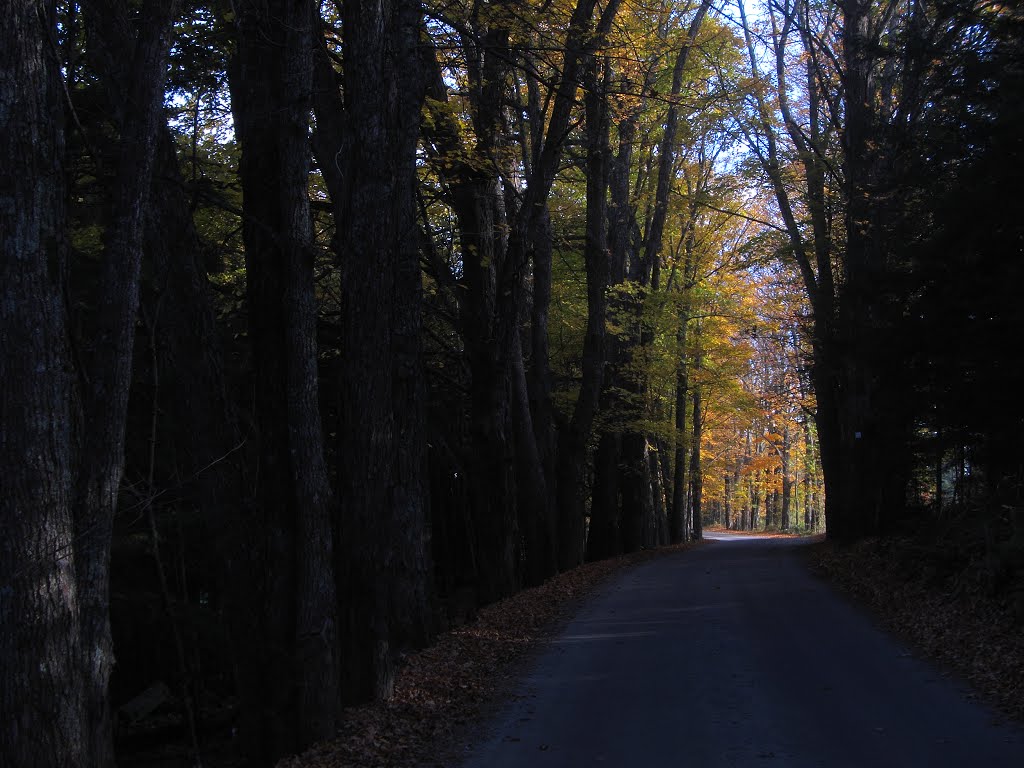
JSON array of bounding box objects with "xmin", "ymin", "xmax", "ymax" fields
[{"xmin": 460, "ymin": 533, "xmax": 1024, "ymax": 768}]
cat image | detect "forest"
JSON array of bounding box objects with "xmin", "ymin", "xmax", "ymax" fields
[{"xmin": 1, "ymin": 0, "xmax": 1022, "ymax": 765}]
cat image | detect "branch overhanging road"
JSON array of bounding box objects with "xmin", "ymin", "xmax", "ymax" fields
[{"xmin": 458, "ymin": 532, "xmax": 1024, "ymax": 767}]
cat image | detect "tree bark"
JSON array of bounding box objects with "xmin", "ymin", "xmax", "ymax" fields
[
  {"xmin": 314, "ymin": 0, "xmax": 435, "ymax": 700},
  {"xmin": 525, "ymin": 205, "xmax": 558, "ymax": 584},
  {"xmin": 145, "ymin": 121, "xmax": 246, "ymax": 600},
  {"xmin": 781, "ymin": 424, "xmax": 792, "ymax": 530},
  {"xmin": 231, "ymin": 0, "xmax": 339, "ymax": 755},
  {"xmin": 556, "ymin": 50, "xmax": 611, "ymax": 570},
  {"xmin": 76, "ymin": 2, "xmax": 179, "ymax": 762},
  {"xmin": 587, "ymin": 432, "xmax": 623, "ymax": 561},
  {"xmin": 837, "ymin": 0, "xmax": 913, "ymax": 540},
  {"xmin": 0, "ymin": 3, "xmax": 84, "ymax": 763},
  {"xmin": 670, "ymin": 329, "xmax": 689, "ymax": 544},
  {"xmin": 689, "ymin": 353, "xmax": 704, "ymax": 541}
]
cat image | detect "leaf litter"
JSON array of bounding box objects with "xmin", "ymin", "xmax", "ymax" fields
[
  {"xmin": 280, "ymin": 543, "xmax": 699, "ymax": 768},
  {"xmin": 808, "ymin": 536, "xmax": 1024, "ymax": 724}
]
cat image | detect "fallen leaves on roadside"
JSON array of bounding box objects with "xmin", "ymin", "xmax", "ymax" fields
[
  {"xmin": 808, "ymin": 537, "xmax": 1024, "ymax": 724},
  {"xmin": 280, "ymin": 544, "xmax": 699, "ymax": 768}
]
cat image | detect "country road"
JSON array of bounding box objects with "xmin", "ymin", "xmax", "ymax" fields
[{"xmin": 459, "ymin": 533, "xmax": 1024, "ymax": 767}]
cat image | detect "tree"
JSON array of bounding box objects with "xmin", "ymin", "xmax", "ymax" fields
[
  {"xmin": 420, "ymin": 0, "xmax": 617, "ymax": 593},
  {"xmin": 2, "ymin": 0, "xmax": 180, "ymax": 764},
  {"xmin": 588, "ymin": 0, "xmax": 716, "ymax": 558},
  {"xmin": 0, "ymin": 2, "xmax": 83, "ymax": 764},
  {"xmin": 230, "ymin": 0, "xmax": 338, "ymax": 757},
  {"xmin": 75, "ymin": 1, "xmax": 180, "ymax": 762},
  {"xmin": 311, "ymin": 0, "xmax": 435, "ymax": 703}
]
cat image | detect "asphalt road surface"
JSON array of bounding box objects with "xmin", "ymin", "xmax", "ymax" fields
[{"xmin": 459, "ymin": 533, "xmax": 1024, "ymax": 767}]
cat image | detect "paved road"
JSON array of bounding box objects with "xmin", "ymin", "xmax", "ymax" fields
[{"xmin": 459, "ymin": 534, "xmax": 1024, "ymax": 767}]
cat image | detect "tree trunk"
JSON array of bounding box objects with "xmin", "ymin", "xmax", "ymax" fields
[
  {"xmin": 312, "ymin": 0, "xmax": 435, "ymax": 702},
  {"xmin": 145, "ymin": 120, "xmax": 247, "ymax": 599},
  {"xmin": 525, "ymin": 205, "xmax": 559, "ymax": 584},
  {"xmin": 724, "ymin": 472, "xmax": 732, "ymax": 529},
  {"xmin": 323, "ymin": 0, "xmax": 435, "ymax": 700},
  {"xmin": 232, "ymin": 0, "xmax": 339, "ymax": 755},
  {"xmin": 837, "ymin": 0, "xmax": 914, "ymax": 541},
  {"xmin": 650, "ymin": 445, "xmax": 668, "ymax": 546},
  {"xmin": 0, "ymin": 3, "xmax": 84, "ymax": 763},
  {"xmin": 461, "ymin": 178, "xmax": 521, "ymax": 603},
  {"xmin": 620, "ymin": 431, "xmax": 648, "ymax": 553},
  {"xmin": 141, "ymin": 123, "xmax": 247, "ymax": 757},
  {"xmin": 689, "ymin": 369, "xmax": 704, "ymax": 541},
  {"xmin": 514, "ymin": 329, "xmax": 556, "ymax": 587},
  {"xmin": 587, "ymin": 432, "xmax": 623, "ymax": 561},
  {"xmin": 781, "ymin": 425, "xmax": 792, "ymax": 530},
  {"xmin": 556, "ymin": 51, "xmax": 611, "ymax": 570},
  {"xmin": 671, "ymin": 310, "xmax": 689, "ymax": 543},
  {"xmin": 75, "ymin": 3, "xmax": 179, "ymax": 762}
]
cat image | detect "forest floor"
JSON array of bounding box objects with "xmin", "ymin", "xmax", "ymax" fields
[
  {"xmin": 280, "ymin": 527, "xmax": 1024, "ymax": 767},
  {"xmin": 126, "ymin": 527, "xmax": 1024, "ymax": 767},
  {"xmin": 279, "ymin": 542, "xmax": 704, "ymax": 768},
  {"xmin": 807, "ymin": 532, "xmax": 1024, "ymax": 725}
]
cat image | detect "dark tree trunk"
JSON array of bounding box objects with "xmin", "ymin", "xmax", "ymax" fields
[
  {"xmin": 616, "ymin": 180, "xmax": 652, "ymax": 555},
  {"xmin": 323, "ymin": 0, "xmax": 435, "ymax": 700},
  {"xmin": 587, "ymin": 65, "xmax": 638, "ymax": 560},
  {"xmin": 804, "ymin": 425, "xmax": 814, "ymax": 530},
  {"xmin": 689, "ymin": 371, "xmax": 704, "ymax": 541},
  {"xmin": 587, "ymin": 432, "xmax": 623, "ymax": 561},
  {"xmin": 781, "ymin": 425, "xmax": 792, "ymax": 530},
  {"xmin": 0, "ymin": 3, "xmax": 84, "ymax": 763},
  {"xmin": 514, "ymin": 328, "xmax": 556, "ymax": 588},
  {"xmin": 650, "ymin": 445, "xmax": 668, "ymax": 546},
  {"xmin": 838, "ymin": 0, "xmax": 877, "ymax": 539},
  {"xmin": 141, "ymin": 124, "xmax": 246, "ymax": 755},
  {"xmin": 724, "ymin": 472, "xmax": 732, "ymax": 529},
  {"xmin": 620, "ymin": 431, "xmax": 648, "ymax": 553},
  {"xmin": 556, "ymin": 51, "xmax": 611, "ymax": 570},
  {"xmin": 670, "ymin": 345, "xmax": 689, "ymax": 544},
  {"xmin": 836, "ymin": 0, "xmax": 916, "ymax": 541},
  {"xmin": 419, "ymin": 23, "xmax": 521, "ymax": 605},
  {"xmin": 669, "ymin": 191, "xmax": 700, "ymax": 545},
  {"xmin": 461, "ymin": 181, "xmax": 521, "ymax": 604},
  {"xmin": 75, "ymin": 3, "xmax": 179, "ymax": 762},
  {"xmin": 145, "ymin": 120, "xmax": 246, "ymax": 589},
  {"xmin": 232, "ymin": 0, "xmax": 339, "ymax": 756},
  {"xmin": 524, "ymin": 205, "xmax": 559, "ymax": 584}
]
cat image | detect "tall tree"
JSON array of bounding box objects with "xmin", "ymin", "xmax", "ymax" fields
[
  {"xmin": 0, "ymin": 2, "xmax": 83, "ymax": 764},
  {"xmin": 732, "ymin": 0, "xmax": 845, "ymax": 536},
  {"xmin": 421, "ymin": 0, "xmax": 613, "ymax": 592},
  {"xmin": 312, "ymin": 0, "xmax": 435, "ymax": 701},
  {"xmin": 589, "ymin": 0, "xmax": 714, "ymax": 556},
  {"xmin": 555, "ymin": 2, "xmax": 622, "ymax": 570},
  {"xmin": 230, "ymin": 0, "xmax": 339, "ymax": 757},
  {"xmin": 75, "ymin": 1, "xmax": 180, "ymax": 762}
]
